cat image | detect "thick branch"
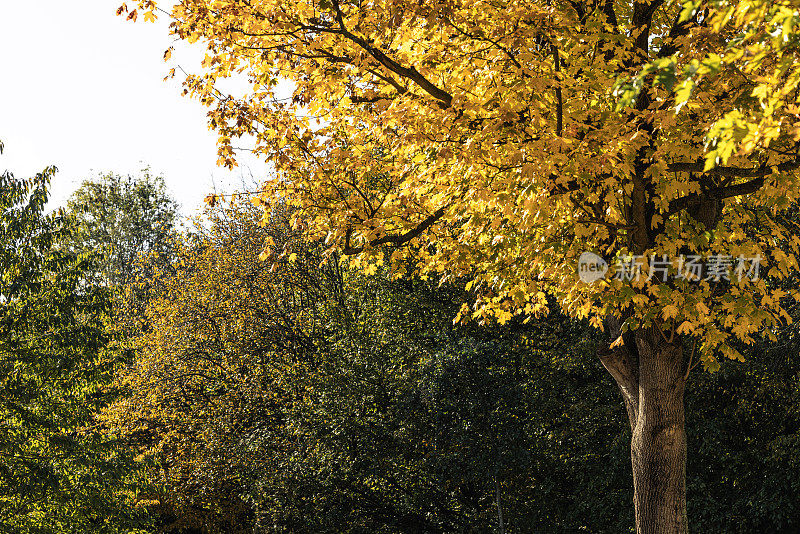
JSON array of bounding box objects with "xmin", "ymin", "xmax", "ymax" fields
[
  {"xmin": 365, "ymin": 68, "xmax": 408, "ymax": 96},
  {"xmin": 552, "ymin": 44, "xmax": 563, "ymax": 137},
  {"xmin": 666, "ymin": 157, "xmax": 800, "ymax": 216},
  {"xmin": 666, "ymin": 179, "xmax": 763, "ymax": 217},
  {"xmin": 667, "ymin": 157, "xmax": 800, "ymax": 178},
  {"xmin": 350, "ymin": 94, "xmax": 395, "ymax": 104},
  {"xmin": 602, "ymin": 0, "xmax": 619, "ymax": 28},
  {"xmin": 599, "ymin": 316, "xmax": 639, "ymax": 429},
  {"xmin": 658, "ymin": 11, "xmax": 695, "ymax": 58},
  {"xmin": 329, "ymin": 0, "xmax": 452, "ymax": 107},
  {"xmin": 630, "ymin": 0, "xmax": 665, "ymax": 54},
  {"xmin": 342, "ymin": 206, "xmax": 446, "ymax": 255}
]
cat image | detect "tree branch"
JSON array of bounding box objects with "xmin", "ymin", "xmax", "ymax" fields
[
  {"xmin": 658, "ymin": 11, "xmax": 695, "ymax": 58},
  {"xmin": 552, "ymin": 44, "xmax": 563, "ymax": 137},
  {"xmin": 329, "ymin": 0, "xmax": 452, "ymax": 107},
  {"xmin": 666, "ymin": 156, "xmax": 800, "ymax": 216},
  {"xmin": 342, "ymin": 206, "xmax": 446, "ymax": 255},
  {"xmin": 564, "ymin": 0, "xmax": 586, "ymax": 23},
  {"xmin": 630, "ymin": 0, "xmax": 665, "ymax": 53},
  {"xmin": 350, "ymin": 93, "xmax": 395, "ymax": 104},
  {"xmin": 667, "ymin": 157, "xmax": 800, "ymax": 178},
  {"xmin": 598, "ymin": 316, "xmax": 639, "ymax": 430}
]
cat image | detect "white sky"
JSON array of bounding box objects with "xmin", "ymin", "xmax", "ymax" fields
[{"xmin": 0, "ymin": 0, "xmax": 270, "ymax": 217}]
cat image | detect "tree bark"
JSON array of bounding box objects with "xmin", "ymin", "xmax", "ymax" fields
[{"xmin": 600, "ymin": 324, "xmax": 687, "ymax": 534}]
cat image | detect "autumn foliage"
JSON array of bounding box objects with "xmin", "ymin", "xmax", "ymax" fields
[
  {"xmin": 112, "ymin": 0, "xmax": 800, "ymax": 531},
  {"xmin": 119, "ymin": 0, "xmax": 800, "ymax": 367},
  {"xmin": 103, "ymin": 202, "xmax": 338, "ymax": 530},
  {"xmin": 3, "ymin": 0, "xmax": 800, "ymax": 531}
]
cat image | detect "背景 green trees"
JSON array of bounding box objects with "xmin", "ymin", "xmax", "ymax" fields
[
  {"xmin": 104, "ymin": 199, "xmax": 800, "ymax": 532},
  {"xmin": 0, "ymin": 154, "xmax": 144, "ymax": 532},
  {"xmin": 66, "ymin": 169, "xmax": 179, "ymax": 286}
]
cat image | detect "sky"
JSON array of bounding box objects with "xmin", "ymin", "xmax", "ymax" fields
[{"xmin": 0, "ymin": 0, "xmax": 270, "ymax": 217}]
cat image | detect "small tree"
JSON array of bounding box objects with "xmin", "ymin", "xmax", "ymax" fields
[{"xmin": 103, "ymin": 201, "xmax": 340, "ymax": 532}]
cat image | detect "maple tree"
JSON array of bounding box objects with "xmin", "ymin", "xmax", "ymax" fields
[{"xmin": 122, "ymin": 0, "xmax": 800, "ymax": 531}]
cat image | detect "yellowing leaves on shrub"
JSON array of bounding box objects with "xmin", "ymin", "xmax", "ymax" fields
[{"xmin": 103, "ymin": 202, "xmax": 339, "ymax": 528}]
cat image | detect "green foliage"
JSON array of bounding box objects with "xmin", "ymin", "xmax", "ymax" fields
[
  {"xmin": 105, "ymin": 204, "xmax": 628, "ymax": 532},
  {"xmin": 103, "ymin": 202, "xmax": 800, "ymax": 533},
  {"xmin": 66, "ymin": 169, "xmax": 179, "ymax": 286},
  {"xmin": 0, "ymin": 166, "xmax": 145, "ymax": 532},
  {"xmin": 271, "ymin": 274, "xmax": 633, "ymax": 532}
]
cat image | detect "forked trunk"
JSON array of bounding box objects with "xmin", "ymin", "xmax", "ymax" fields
[{"xmin": 600, "ymin": 324, "xmax": 688, "ymax": 534}]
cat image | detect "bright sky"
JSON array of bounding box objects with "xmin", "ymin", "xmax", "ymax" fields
[{"xmin": 0, "ymin": 0, "xmax": 270, "ymax": 217}]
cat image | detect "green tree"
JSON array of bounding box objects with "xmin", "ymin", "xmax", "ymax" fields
[
  {"xmin": 105, "ymin": 197, "xmax": 800, "ymax": 532},
  {"xmin": 0, "ymin": 155, "xmax": 145, "ymax": 532},
  {"xmin": 66, "ymin": 169, "xmax": 179, "ymax": 287},
  {"xmin": 103, "ymin": 201, "xmax": 621, "ymax": 532},
  {"xmin": 275, "ymin": 274, "xmax": 625, "ymax": 533}
]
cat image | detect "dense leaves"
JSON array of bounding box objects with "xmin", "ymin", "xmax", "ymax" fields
[
  {"xmin": 103, "ymin": 202, "xmax": 340, "ymax": 532},
  {"xmin": 66, "ymin": 169, "xmax": 179, "ymax": 287},
  {"xmin": 103, "ymin": 203, "xmax": 627, "ymax": 532},
  {"xmin": 0, "ymin": 166, "xmax": 142, "ymax": 533},
  {"xmin": 104, "ymin": 204, "xmax": 800, "ymax": 533},
  {"xmin": 8, "ymin": 0, "xmax": 800, "ymax": 527},
  {"xmin": 116, "ymin": 4, "xmax": 800, "ymax": 528},
  {"xmin": 123, "ymin": 0, "xmax": 800, "ymax": 367},
  {"xmin": 0, "ymin": 166, "xmax": 797, "ymax": 531}
]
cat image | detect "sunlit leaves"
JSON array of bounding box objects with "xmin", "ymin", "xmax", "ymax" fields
[
  {"xmin": 103, "ymin": 201, "xmax": 338, "ymax": 530},
  {"xmin": 125, "ymin": 0, "xmax": 800, "ymax": 365},
  {"xmin": 0, "ymin": 167, "xmax": 138, "ymax": 532}
]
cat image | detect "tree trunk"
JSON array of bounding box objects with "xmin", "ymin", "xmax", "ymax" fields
[{"xmin": 600, "ymin": 323, "xmax": 688, "ymax": 534}]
